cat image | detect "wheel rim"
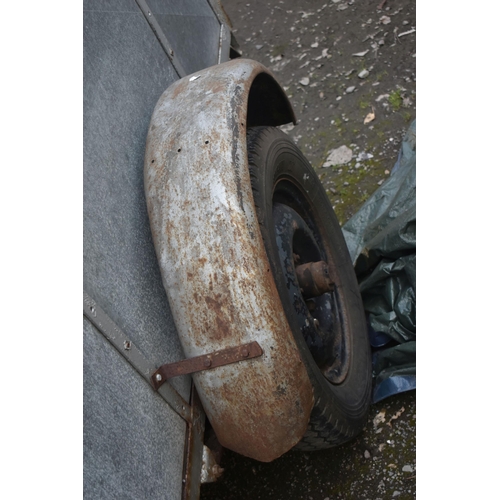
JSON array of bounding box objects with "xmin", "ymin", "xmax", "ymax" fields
[{"xmin": 272, "ymin": 178, "xmax": 350, "ymax": 385}]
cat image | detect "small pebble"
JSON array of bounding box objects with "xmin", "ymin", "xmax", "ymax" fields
[
  {"xmin": 384, "ymin": 169, "xmax": 390, "ymax": 175},
  {"xmin": 393, "ymin": 492, "xmax": 401, "ymax": 497},
  {"xmin": 346, "ymin": 86, "xmax": 356, "ymax": 93},
  {"xmin": 323, "ymin": 145, "xmax": 353, "ymax": 167},
  {"xmin": 378, "ymin": 180, "xmax": 384, "ymax": 185},
  {"xmin": 343, "ymin": 181, "xmax": 349, "ymax": 186},
  {"xmin": 402, "ymin": 465, "xmax": 414, "ymax": 472},
  {"xmin": 256, "ymin": 44, "xmax": 263, "ymax": 50},
  {"xmin": 358, "ymin": 69, "xmax": 370, "ymax": 79},
  {"xmin": 364, "ymin": 450, "xmax": 371, "ymax": 459},
  {"xmin": 299, "ymin": 77, "xmax": 310, "ymax": 86}
]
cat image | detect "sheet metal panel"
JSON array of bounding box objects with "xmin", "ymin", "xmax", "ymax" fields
[
  {"xmin": 83, "ymin": 1, "xmax": 190, "ymax": 400},
  {"xmin": 146, "ymin": 0, "xmax": 221, "ymax": 74},
  {"xmin": 83, "ymin": 1, "xmax": 208, "ymax": 497},
  {"xmin": 84, "ymin": 319, "xmax": 186, "ymax": 499}
]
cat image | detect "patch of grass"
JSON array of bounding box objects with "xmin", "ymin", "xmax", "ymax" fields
[
  {"xmin": 359, "ymin": 101, "xmax": 370, "ymax": 110},
  {"xmin": 335, "ymin": 121, "xmax": 343, "ymax": 130},
  {"xmin": 325, "ymin": 157, "xmax": 386, "ymax": 224},
  {"xmin": 403, "ymin": 111, "xmax": 412, "ymax": 122},
  {"xmin": 388, "ymin": 89, "xmax": 403, "ymax": 111}
]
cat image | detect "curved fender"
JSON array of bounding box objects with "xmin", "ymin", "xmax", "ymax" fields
[{"xmin": 144, "ymin": 59, "xmax": 314, "ymax": 462}]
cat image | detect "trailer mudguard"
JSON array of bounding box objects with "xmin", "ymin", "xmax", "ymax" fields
[{"xmin": 144, "ymin": 59, "xmax": 314, "ymax": 462}]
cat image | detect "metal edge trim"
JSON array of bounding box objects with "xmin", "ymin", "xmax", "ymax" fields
[
  {"xmin": 134, "ymin": 0, "xmax": 187, "ymax": 77},
  {"xmin": 83, "ymin": 290, "xmax": 192, "ymax": 423}
]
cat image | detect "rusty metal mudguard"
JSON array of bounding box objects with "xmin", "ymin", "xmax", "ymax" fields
[{"xmin": 144, "ymin": 59, "xmax": 314, "ymax": 462}]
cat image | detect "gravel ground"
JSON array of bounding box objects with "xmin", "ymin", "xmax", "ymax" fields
[
  {"xmin": 222, "ymin": 0, "xmax": 416, "ymax": 225},
  {"xmin": 201, "ymin": 1, "xmax": 416, "ymax": 498}
]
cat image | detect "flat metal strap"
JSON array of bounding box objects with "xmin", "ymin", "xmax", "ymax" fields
[
  {"xmin": 134, "ymin": 0, "xmax": 187, "ymax": 77},
  {"xmin": 152, "ymin": 341, "xmax": 263, "ymax": 391},
  {"xmin": 83, "ymin": 291, "xmax": 192, "ymax": 423}
]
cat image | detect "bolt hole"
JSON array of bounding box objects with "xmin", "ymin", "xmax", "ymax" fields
[
  {"xmin": 205, "ymin": 140, "xmax": 209, "ymax": 144},
  {"xmin": 151, "ymin": 159, "xmax": 155, "ymax": 163},
  {"xmin": 177, "ymin": 148, "xmax": 181, "ymax": 153}
]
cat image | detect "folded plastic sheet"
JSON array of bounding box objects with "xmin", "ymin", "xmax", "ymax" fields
[{"xmin": 342, "ymin": 120, "xmax": 416, "ymax": 403}]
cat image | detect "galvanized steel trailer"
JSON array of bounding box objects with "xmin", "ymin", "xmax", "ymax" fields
[{"xmin": 84, "ymin": 1, "xmax": 372, "ymax": 498}]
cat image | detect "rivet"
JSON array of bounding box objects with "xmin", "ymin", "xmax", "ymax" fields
[
  {"xmin": 242, "ymin": 348, "xmax": 249, "ymax": 357},
  {"xmin": 204, "ymin": 358, "xmax": 212, "ymax": 367},
  {"xmin": 124, "ymin": 340, "xmax": 131, "ymax": 350},
  {"xmin": 155, "ymin": 373, "xmax": 162, "ymax": 381}
]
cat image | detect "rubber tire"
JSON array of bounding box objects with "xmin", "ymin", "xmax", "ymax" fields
[{"xmin": 246, "ymin": 126, "xmax": 372, "ymax": 450}]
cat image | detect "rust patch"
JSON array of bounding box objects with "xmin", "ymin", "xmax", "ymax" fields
[{"xmin": 171, "ymin": 78, "xmax": 190, "ymax": 99}]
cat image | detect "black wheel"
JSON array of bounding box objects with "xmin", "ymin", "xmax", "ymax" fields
[{"xmin": 246, "ymin": 126, "xmax": 371, "ymax": 450}]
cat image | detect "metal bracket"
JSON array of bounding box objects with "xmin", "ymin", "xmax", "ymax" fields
[{"xmin": 152, "ymin": 341, "xmax": 263, "ymax": 391}]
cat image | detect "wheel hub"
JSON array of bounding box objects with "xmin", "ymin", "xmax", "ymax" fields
[{"xmin": 272, "ymin": 199, "xmax": 350, "ymax": 385}]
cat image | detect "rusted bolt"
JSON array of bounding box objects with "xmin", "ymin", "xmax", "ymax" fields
[
  {"xmin": 155, "ymin": 373, "xmax": 162, "ymax": 382},
  {"xmin": 204, "ymin": 358, "xmax": 212, "ymax": 367},
  {"xmin": 242, "ymin": 348, "xmax": 249, "ymax": 357},
  {"xmin": 124, "ymin": 340, "xmax": 131, "ymax": 350},
  {"xmin": 295, "ymin": 261, "xmax": 334, "ymax": 298}
]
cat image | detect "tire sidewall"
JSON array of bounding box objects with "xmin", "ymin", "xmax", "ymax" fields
[{"xmin": 247, "ymin": 126, "xmax": 372, "ymax": 437}]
